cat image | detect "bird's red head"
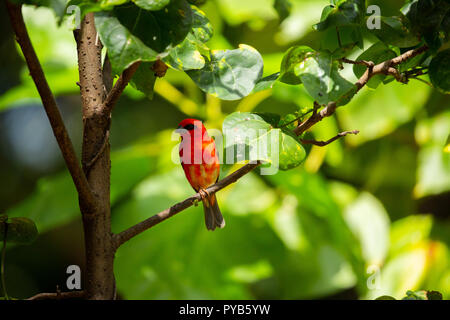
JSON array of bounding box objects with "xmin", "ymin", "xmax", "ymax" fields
[{"xmin": 177, "ymin": 118, "xmax": 206, "ymax": 136}]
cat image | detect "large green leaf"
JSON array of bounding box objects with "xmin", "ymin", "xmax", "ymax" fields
[
  {"xmin": 187, "ymin": 45, "xmax": 264, "ymax": 100},
  {"xmin": 282, "ymin": 48, "xmax": 356, "ymax": 105},
  {"xmin": 163, "ymin": 6, "xmax": 212, "ymax": 71},
  {"xmin": 353, "ymin": 42, "xmax": 397, "ymax": 89},
  {"xmin": 222, "ymin": 112, "xmax": 305, "ymax": 170},
  {"xmin": 95, "ymin": 1, "xmax": 193, "ymax": 73},
  {"xmin": 429, "ymin": 49, "xmax": 450, "ymax": 94}
]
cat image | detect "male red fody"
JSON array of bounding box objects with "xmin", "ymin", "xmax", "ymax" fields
[{"xmin": 177, "ymin": 119, "xmax": 225, "ymax": 231}]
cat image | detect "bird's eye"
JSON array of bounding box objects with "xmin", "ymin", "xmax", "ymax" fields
[{"xmin": 184, "ymin": 123, "xmax": 195, "ymax": 130}]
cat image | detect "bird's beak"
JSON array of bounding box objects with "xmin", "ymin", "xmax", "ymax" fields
[{"xmin": 175, "ymin": 126, "xmax": 184, "ymax": 134}]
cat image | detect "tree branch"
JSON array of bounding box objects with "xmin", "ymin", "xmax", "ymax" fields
[
  {"xmin": 294, "ymin": 45, "xmax": 429, "ymax": 136},
  {"xmin": 103, "ymin": 61, "xmax": 141, "ymax": 114},
  {"xmin": 5, "ymin": 1, "xmax": 97, "ymax": 212},
  {"xmin": 113, "ymin": 162, "xmax": 261, "ymax": 249},
  {"xmin": 27, "ymin": 291, "xmax": 85, "ymax": 300},
  {"xmin": 300, "ymin": 130, "xmax": 359, "ymax": 146}
]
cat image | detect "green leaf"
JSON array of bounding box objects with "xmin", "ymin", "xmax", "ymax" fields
[
  {"xmin": 274, "ymin": 0, "xmax": 292, "ymax": 22},
  {"xmin": 223, "ymin": 112, "xmax": 306, "ymax": 170},
  {"xmin": 344, "ymin": 192, "xmax": 390, "ymax": 265},
  {"xmin": 129, "ymin": 62, "xmax": 157, "ymax": 98},
  {"xmin": 164, "ymin": 34, "xmax": 207, "ymax": 71},
  {"xmin": 429, "ymin": 49, "xmax": 450, "ymax": 94},
  {"xmin": 132, "ymin": 0, "xmax": 169, "ymax": 10},
  {"xmin": 319, "ymin": 25, "xmax": 364, "ymax": 59},
  {"xmin": 279, "ymin": 46, "xmax": 315, "ymax": 85},
  {"xmin": 190, "ymin": 5, "xmax": 213, "ymax": 43},
  {"xmin": 353, "ymin": 42, "xmax": 397, "ymax": 89},
  {"xmin": 0, "ymin": 215, "xmax": 38, "ymax": 245},
  {"xmin": 370, "ymin": 16, "xmax": 421, "ymax": 48},
  {"xmin": 313, "ymin": 0, "xmax": 365, "ymax": 31},
  {"xmin": 187, "ymin": 45, "xmax": 264, "ymax": 100},
  {"xmin": 95, "ymin": 1, "xmax": 193, "ymax": 73},
  {"xmin": 252, "ymin": 72, "xmax": 280, "ymax": 93},
  {"xmin": 402, "ymin": 0, "xmax": 450, "ymax": 50},
  {"xmin": 163, "ymin": 6, "xmax": 212, "ymax": 71},
  {"xmin": 293, "ymin": 50, "xmax": 356, "ymax": 105}
]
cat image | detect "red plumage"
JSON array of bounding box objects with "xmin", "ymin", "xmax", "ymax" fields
[{"xmin": 177, "ymin": 119, "xmax": 225, "ymax": 231}]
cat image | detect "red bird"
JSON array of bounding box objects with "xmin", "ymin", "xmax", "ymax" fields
[{"xmin": 177, "ymin": 119, "xmax": 225, "ymax": 231}]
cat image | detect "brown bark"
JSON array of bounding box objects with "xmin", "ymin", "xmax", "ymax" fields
[{"xmin": 76, "ymin": 13, "xmax": 115, "ymax": 300}]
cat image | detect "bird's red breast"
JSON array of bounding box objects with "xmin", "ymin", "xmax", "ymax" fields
[{"xmin": 178, "ymin": 119, "xmax": 220, "ymax": 191}]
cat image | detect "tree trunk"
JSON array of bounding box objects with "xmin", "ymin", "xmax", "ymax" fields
[{"xmin": 76, "ymin": 12, "xmax": 115, "ymax": 300}]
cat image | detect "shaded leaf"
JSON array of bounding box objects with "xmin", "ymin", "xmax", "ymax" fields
[
  {"xmin": 375, "ymin": 295, "xmax": 396, "ymax": 300},
  {"xmin": 0, "ymin": 215, "xmax": 38, "ymax": 245},
  {"xmin": 429, "ymin": 49, "xmax": 450, "ymax": 94},
  {"xmin": 313, "ymin": 0, "xmax": 365, "ymax": 31},
  {"xmin": 130, "ymin": 62, "xmax": 157, "ymax": 99},
  {"xmin": 274, "ymin": 0, "xmax": 292, "ymax": 22},
  {"xmin": 320, "ymin": 25, "xmax": 363, "ymax": 59},
  {"xmin": 370, "ymin": 16, "xmax": 421, "ymax": 48}
]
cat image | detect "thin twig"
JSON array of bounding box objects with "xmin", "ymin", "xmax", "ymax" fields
[
  {"xmin": 340, "ymin": 58, "xmax": 374, "ymax": 68},
  {"xmin": 5, "ymin": 1, "xmax": 97, "ymax": 213},
  {"xmin": 113, "ymin": 162, "xmax": 261, "ymax": 249},
  {"xmin": 103, "ymin": 61, "xmax": 141, "ymax": 114},
  {"xmin": 294, "ymin": 45, "xmax": 429, "ymax": 136},
  {"xmin": 27, "ymin": 291, "xmax": 85, "ymax": 300},
  {"xmin": 300, "ymin": 130, "xmax": 359, "ymax": 146}
]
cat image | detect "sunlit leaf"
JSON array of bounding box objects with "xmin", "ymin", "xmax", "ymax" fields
[
  {"xmin": 187, "ymin": 45, "xmax": 264, "ymax": 100},
  {"xmin": 223, "ymin": 112, "xmax": 305, "ymax": 170}
]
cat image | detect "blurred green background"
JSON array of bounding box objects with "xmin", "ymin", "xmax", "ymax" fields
[{"xmin": 0, "ymin": 0, "xmax": 449, "ymax": 300}]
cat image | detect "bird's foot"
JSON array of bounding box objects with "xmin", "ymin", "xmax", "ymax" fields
[
  {"xmin": 193, "ymin": 189, "xmax": 209, "ymax": 206},
  {"xmin": 198, "ymin": 188, "xmax": 210, "ymax": 200}
]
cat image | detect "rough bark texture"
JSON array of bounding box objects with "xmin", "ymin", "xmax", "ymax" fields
[{"xmin": 76, "ymin": 13, "xmax": 114, "ymax": 300}]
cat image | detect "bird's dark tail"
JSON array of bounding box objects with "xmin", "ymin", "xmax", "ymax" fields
[{"xmin": 202, "ymin": 194, "xmax": 225, "ymax": 231}]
